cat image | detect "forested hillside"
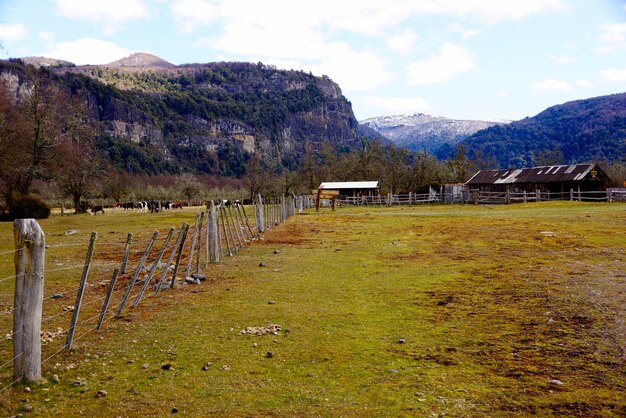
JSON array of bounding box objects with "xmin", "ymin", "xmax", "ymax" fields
[
  {"xmin": 463, "ymin": 93, "xmax": 626, "ymax": 168},
  {"xmin": 0, "ymin": 56, "xmax": 359, "ymax": 176}
]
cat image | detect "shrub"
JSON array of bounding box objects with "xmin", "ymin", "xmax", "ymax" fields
[{"xmin": 1, "ymin": 194, "xmax": 51, "ymax": 221}]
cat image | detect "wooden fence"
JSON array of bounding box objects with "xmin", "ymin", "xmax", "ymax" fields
[
  {"xmin": 1, "ymin": 195, "xmax": 314, "ymax": 388},
  {"xmin": 335, "ymin": 189, "xmax": 626, "ymax": 206}
]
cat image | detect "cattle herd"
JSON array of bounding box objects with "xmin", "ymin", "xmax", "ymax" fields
[{"xmin": 90, "ymin": 199, "xmax": 253, "ymax": 215}]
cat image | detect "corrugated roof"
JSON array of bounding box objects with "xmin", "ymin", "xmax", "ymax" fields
[
  {"xmin": 466, "ymin": 163, "xmax": 605, "ymax": 185},
  {"xmin": 319, "ymin": 181, "xmax": 379, "ymax": 190}
]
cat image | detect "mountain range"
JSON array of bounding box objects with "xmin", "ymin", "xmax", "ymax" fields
[
  {"xmin": 3, "ymin": 53, "xmax": 626, "ymax": 174},
  {"xmin": 359, "ymin": 113, "xmax": 506, "ymax": 158}
]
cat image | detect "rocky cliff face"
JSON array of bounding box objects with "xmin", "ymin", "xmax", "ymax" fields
[{"xmin": 1, "ymin": 56, "xmax": 360, "ymax": 174}]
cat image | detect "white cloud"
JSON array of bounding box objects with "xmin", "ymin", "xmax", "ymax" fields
[
  {"xmin": 43, "ymin": 38, "xmax": 130, "ymax": 65},
  {"xmin": 596, "ymin": 22, "xmax": 626, "ymax": 54},
  {"xmin": 600, "ymin": 68, "xmax": 626, "ymax": 82},
  {"xmin": 448, "ymin": 23, "xmax": 483, "ymax": 39},
  {"xmin": 407, "ymin": 43, "xmax": 477, "ymax": 85},
  {"xmin": 53, "ymin": 0, "xmax": 150, "ymax": 33},
  {"xmin": 548, "ymin": 53, "xmax": 574, "ymax": 65},
  {"xmin": 255, "ymin": 46, "xmax": 393, "ymax": 92},
  {"xmin": 38, "ymin": 31, "xmax": 56, "ymax": 43},
  {"xmin": 170, "ymin": 0, "xmax": 216, "ymax": 34},
  {"xmin": 532, "ymin": 78, "xmax": 571, "ymax": 92},
  {"xmin": 364, "ymin": 96, "xmax": 431, "ymax": 114},
  {"xmin": 388, "ymin": 30, "xmax": 419, "ymax": 54},
  {"xmin": 575, "ymin": 79, "xmax": 592, "ymax": 88},
  {"xmin": 0, "ymin": 23, "xmax": 28, "ymax": 41}
]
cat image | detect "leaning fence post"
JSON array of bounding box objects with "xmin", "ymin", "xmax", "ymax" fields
[
  {"xmin": 240, "ymin": 202, "xmax": 255, "ymax": 239},
  {"xmin": 154, "ymin": 223, "xmax": 187, "ymax": 294},
  {"xmin": 170, "ymin": 223, "xmax": 190, "ymax": 288},
  {"xmin": 13, "ymin": 219, "xmax": 45, "ymax": 382},
  {"xmin": 65, "ymin": 231, "xmax": 98, "ymax": 350},
  {"xmin": 120, "ymin": 233, "xmax": 133, "ymax": 274},
  {"xmin": 97, "ymin": 268, "xmax": 119, "ymax": 331},
  {"xmin": 116, "ymin": 231, "xmax": 158, "ymax": 317},
  {"xmin": 133, "ymin": 227, "xmax": 175, "ymax": 307},
  {"xmin": 219, "ymin": 204, "xmax": 233, "ymax": 257}
]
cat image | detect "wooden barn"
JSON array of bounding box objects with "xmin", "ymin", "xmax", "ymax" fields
[
  {"xmin": 465, "ymin": 163, "xmax": 610, "ymax": 194},
  {"xmin": 318, "ymin": 181, "xmax": 379, "ymax": 197}
]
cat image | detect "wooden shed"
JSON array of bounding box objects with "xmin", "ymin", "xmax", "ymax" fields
[
  {"xmin": 318, "ymin": 181, "xmax": 380, "ymax": 197},
  {"xmin": 465, "ymin": 163, "xmax": 610, "ymax": 194}
]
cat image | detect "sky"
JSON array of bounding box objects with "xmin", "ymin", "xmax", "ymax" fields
[{"xmin": 0, "ymin": 0, "xmax": 626, "ymax": 122}]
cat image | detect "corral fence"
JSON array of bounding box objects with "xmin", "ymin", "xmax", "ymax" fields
[
  {"xmin": 335, "ymin": 188, "xmax": 626, "ymax": 206},
  {"xmin": 1, "ymin": 194, "xmax": 314, "ymax": 389}
]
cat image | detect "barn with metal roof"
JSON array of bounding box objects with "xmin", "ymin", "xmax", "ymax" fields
[{"xmin": 465, "ymin": 163, "xmax": 610, "ymax": 194}]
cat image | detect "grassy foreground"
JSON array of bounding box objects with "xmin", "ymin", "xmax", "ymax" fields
[{"xmin": 0, "ymin": 202, "xmax": 624, "ymax": 416}]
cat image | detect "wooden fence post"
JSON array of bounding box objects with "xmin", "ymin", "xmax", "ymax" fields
[
  {"xmin": 239, "ymin": 202, "xmax": 255, "ymax": 238},
  {"xmin": 13, "ymin": 219, "xmax": 45, "ymax": 382},
  {"xmin": 195, "ymin": 212, "xmax": 204, "ymax": 274},
  {"xmin": 133, "ymin": 227, "xmax": 174, "ymax": 307},
  {"xmin": 97, "ymin": 268, "xmax": 119, "ymax": 331},
  {"xmin": 120, "ymin": 233, "xmax": 133, "ymax": 274},
  {"xmin": 116, "ymin": 231, "xmax": 158, "ymax": 317},
  {"xmin": 170, "ymin": 223, "xmax": 190, "ymax": 288},
  {"xmin": 219, "ymin": 204, "xmax": 233, "ymax": 257},
  {"xmin": 204, "ymin": 210, "xmax": 210, "ymax": 268},
  {"xmin": 208, "ymin": 202, "xmax": 220, "ymax": 262},
  {"xmin": 186, "ymin": 213, "xmax": 201, "ymax": 277},
  {"xmin": 256, "ymin": 194, "xmax": 265, "ymax": 233},
  {"xmin": 154, "ymin": 223, "xmax": 188, "ymax": 294},
  {"xmin": 65, "ymin": 231, "xmax": 98, "ymax": 350}
]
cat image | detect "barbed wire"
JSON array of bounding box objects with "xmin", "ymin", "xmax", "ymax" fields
[{"xmin": 0, "ymin": 352, "xmax": 21, "ymax": 372}]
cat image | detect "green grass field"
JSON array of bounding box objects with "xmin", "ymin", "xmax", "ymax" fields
[{"xmin": 0, "ymin": 202, "xmax": 624, "ymax": 417}]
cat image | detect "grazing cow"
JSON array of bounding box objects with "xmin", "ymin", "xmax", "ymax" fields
[
  {"xmin": 91, "ymin": 205, "xmax": 105, "ymax": 215},
  {"xmin": 172, "ymin": 201, "xmax": 184, "ymax": 209},
  {"xmin": 148, "ymin": 200, "xmax": 163, "ymax": 213},
  {"xmin": 135, "ymin": 201, "xmax": 149, "ymax": 213},
  {"xmin": 117, "ymin": 202, "xmax": 135, "ymax": 210}
]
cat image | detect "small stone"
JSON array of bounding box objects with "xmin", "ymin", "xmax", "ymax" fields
[
  {"xmin": 64, "ymin": 230, "xmax": 78, "ymax": 236},
  {"xmin": 273, "ymin": 250, "xmax": 280, "ymax": 254},
  {"xmin": 171, "ymin": 407, "xmax": 178, "ymax": 413},
  {"xmin": 222, "ymin": 365, "xmax": 231, "ymax": 371},
  {"xmin": 23, "ymin": 387, "xmax": 31, "ymax": 393},
  {"xmin": 266, "ymin": 351, "xmax": 274, "ymax": 358},
  {"xmin": 22, "ymin": 404, "xmax": 33, "ymax": 412},
  {"xmin": 418, "ymin": 398, "xmax": 427, "ymax": 402},
  {"xmin": 96, "ymin": 389, "xmax": 107, "ymax": 398},
  {"xmin": 252, "ymin": 343, "xmax": 258, "ymax": 348},
  {"xmin": 398, "ymin": 338, "xmax": 406, "ymax": 344},
  {"xmin": 201, "ymin": 362, "xmax": 212, "ymax": 371},
  {"xmin": 184, "ymin": 277, "xmax": 195, "ymax": 284},
  {"xmin": 161, "ymin": 363, "xmax": 174, "ymax": 371},
  {"xmin": 142, "ymin": 363, "xmax": 149, "ymax": 369},
  {"xmin": 51, "ymin": 294, "xmax": 63, "ymax": 299},
  {"xmin": 259, "ymin": 262, "xmax": 266, "ymax": 267},
  {"xmin": 191, "ymin": 273, "xmax": 206, "ymax": 281},
  {"xmin": 548, "ymin": 379, "xmax": 564, "ymax": 386},
  {"xmin": 71, "ymin": 378, "xmax": 86, "ymax": 386},
  {"xmin": 389, "ymin": 369, "xmax": 399, "ymax": 373},
  {"xmin": 268, "ymin": 300, "xmax": 275, "ymax": 305},
  {"xmin": 52, "ymin": 374, "xmax": 60, "ymax": 383}
]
